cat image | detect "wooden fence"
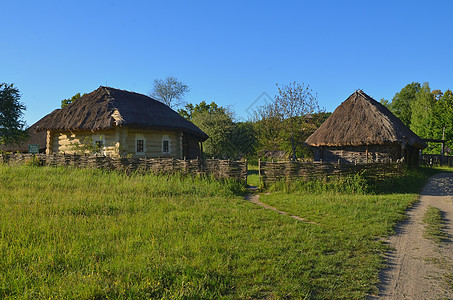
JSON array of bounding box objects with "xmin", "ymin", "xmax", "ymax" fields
[
  {"xmin": 0, "ymin": 154, "xmax": 247, "ymax": 182},
  {"xmin": 0, "ymin": 154, "xmax": 412, "ymax": 185},
  {"xmin": 258, "ymin": 160, "xmax": 405, "ymax": 185},
  {"xmin": 420, "ymin": 154, "xmax": 453, "ymax": 166}
]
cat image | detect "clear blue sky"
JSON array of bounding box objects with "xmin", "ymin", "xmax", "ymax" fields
[{"xmin": 2, "ymin": 0, "xmax": 453, "ymax": 126}]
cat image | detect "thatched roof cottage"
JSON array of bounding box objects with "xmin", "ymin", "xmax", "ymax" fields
[
  {"xmin": 36, "ymin": 86, "xmax": 208, "ymax": 158},
  {"xmin": 305, "ymin": 90, "xmax": 427, "ymax": 167}
]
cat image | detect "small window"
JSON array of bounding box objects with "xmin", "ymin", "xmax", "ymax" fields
[
  {"xmin": 135, "ymin": 134, "xmax": 146, "ymax": 154},
  {"xmin": 136, "ymin": 140, "xmax": 144, "ymax": 153},
  {"xmin": 162, "ymin": 140, "xmax": 169, "ymax": 153}
]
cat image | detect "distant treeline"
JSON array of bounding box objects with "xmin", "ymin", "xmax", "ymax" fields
[{"xmin": 381, "ymin": 82, "xmax": 453, "ymax": 154}]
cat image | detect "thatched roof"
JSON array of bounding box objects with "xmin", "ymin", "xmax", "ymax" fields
[
  {"xmin": 36, "ymin": 86, "xmax": 208, "ymax": 141},
  {"xmin": 305, "ymin": 90, "xmax": 427, "ymax": 149}
]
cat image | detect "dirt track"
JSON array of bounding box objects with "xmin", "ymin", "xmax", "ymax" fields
[{"xmin": 372, "ymin": 173, "xmax": 453, "ymax": 299}]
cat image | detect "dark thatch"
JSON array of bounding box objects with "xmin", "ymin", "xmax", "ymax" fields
[
  {"xmin": 36, "ymin": 86, "xmax": 208, "ymax": 141},
  {"xmin": 305, "ymin": 90, "xmax": 427, "ymax": 149}
]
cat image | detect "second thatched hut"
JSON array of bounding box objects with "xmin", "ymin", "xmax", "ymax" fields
[{"xmin": 305, "ymin": 90, "xmax": 427, "ymax": 167}]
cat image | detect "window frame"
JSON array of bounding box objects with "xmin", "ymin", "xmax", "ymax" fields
[
  {"xmin": 162, "ymin": 135, "xmax": 171, "ymax": 154},
  {"xmin": 135, "ymin": 133, "xmax": 147, "ymax": 155},
  {"xmin": 136, "ymin": 139, "xmax": 144, "ymax": 153}
]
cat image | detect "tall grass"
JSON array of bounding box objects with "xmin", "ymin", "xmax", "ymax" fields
[
  {"xmin": 0, "ymin": 165, "xmax": 245, "ymax": 198},
  {"xmin": 266, "ymin": 167, "xmax": 442, "ymax": 195},
  {"xmin": 268, "ymin": 173, "xmax": 369, "ymax": 194}
]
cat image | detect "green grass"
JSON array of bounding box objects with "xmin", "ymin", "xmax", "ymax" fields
[
  {"xmin": 257, "ymin": 168, "xmax": 439, "ymax": 298},
  {"xmin": 423, "ymin": 206, "xmax": 449, "ymax": 243},
  {"xmin": 246, "ymin": 163, "xmax": 260, "ymax": 187},
  {"xmin": 0, "ymin": 165, "xmax": 443, "ymax": 299}
]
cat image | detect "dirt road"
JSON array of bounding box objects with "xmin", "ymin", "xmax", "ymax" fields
[{"xmin": 372, "ymin": 173, "xmax": 453, "ymax": 299}]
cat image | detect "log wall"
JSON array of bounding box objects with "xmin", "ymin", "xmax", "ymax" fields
[
  {"xmin": 317, "ymin": 145, "xmax": 403, "ymax": 164},
  {"xmin": 49, "ymin": 129, "xmax": 184, "ymax": 159}
]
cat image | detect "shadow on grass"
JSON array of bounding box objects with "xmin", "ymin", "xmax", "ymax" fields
[{"xmin": 248, "ymin": 169, "xmax": 259, "ymax": 176}]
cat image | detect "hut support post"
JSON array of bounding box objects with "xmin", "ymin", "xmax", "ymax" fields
[
  {"xmin": 365, "ymin": 145, "xmax": 368, "ymax": 163},
  {"xmin": 46, "ymin": 130, "xmax": 53, "ymax": 155}
]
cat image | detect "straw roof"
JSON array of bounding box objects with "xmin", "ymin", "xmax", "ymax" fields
[
  {"xmin": 37, "ymin": 86, "xmax": 208, "ymax": 141},
  {"xmin": 305, "ymin": 90, "xmax": 427, "ymax": 149}
]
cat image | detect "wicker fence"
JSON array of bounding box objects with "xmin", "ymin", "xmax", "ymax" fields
[
  {"xmin": 258, "ymin": 160, "xmax": 405, "ymax": 185},
  {"xmin": 420, "ymin": 154, "xmax": 453, "ymax": 166},
  {"xmin": 0, "ymin": 154, "xmax": 247, "ymax": 182},
  {"xmin": 1, "ymin": 153, "xmax": 411, "ymax": 185}
]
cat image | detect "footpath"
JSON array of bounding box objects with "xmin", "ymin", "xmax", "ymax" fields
[{"xmin": 372, "ymin": 173, "xmax": 453, "ymax": 299}]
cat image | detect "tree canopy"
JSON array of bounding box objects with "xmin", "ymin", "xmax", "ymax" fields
[
  {"xmin": 0, "ymin": 83, "xmax": 27, "ymax": 145},
  {"xmin": 410, "ymin": 82, "xmax": 435, "ymax": 139},
  {"xmin": 390, "ymin": 82, "xmax": 421, "ymax": 126},
  {"xmin": 150, "ymin": 76, "xmax": 189, "ymax": 109},
  {"xmin": 179, "ymin": 101, "xmax": 257, "ymax": 159},
  {"xmin": 386, "ymin": 81, "xmax": 453, "ymax": 154},
  {"xmin": 253, "ymin": 82, "xmax": 323, "ymax": 160}
]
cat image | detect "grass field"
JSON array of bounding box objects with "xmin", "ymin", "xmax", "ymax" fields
[{"xmin": 0, "ymin": 165, "xmax": 443, "ymax": 299}]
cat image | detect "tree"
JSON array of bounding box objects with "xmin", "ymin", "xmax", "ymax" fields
[
  {"xmin": 180, "ymin": 101, "xmax": 235, "ymax": 158},
  {"xmin": 191, "ymin": 108, "xmax": 235, "ymax": 159},
  {"xmin": 150, "ymin": 76, "xmax": 189, "ymax": 109},
  {"xmin": 178, "ymin": 101, "xmax": 221, "ymax": 120},
  {"xmin": 431, "ymin": 89, "xmax": 453, "ymax": 154},
  {"xmin": 229, "ymin": 121, "xmax": 257, "ymax": 159},
  {"xmin": 380, "ymin": 98, "xmax": 392, "ymax": 110},
  {"xmin": 390, "ymin": 82, "xmax": 421, "ymax": 126},
  {"xmin": 0, "ymin": 83, "xmax": 27, "ymax": 145},
  {"xmin": 179, "ymin": 101, "xmax": 257, "ymax": 159},
  {"xmin": 61, "ymin": 92, "xmax": 85, "ymax": 108},
  {"xmin": 254, "ymin": 82, "xmax": 321, "ymax": 161},
  {"xmin": 410, "ymin": 82, "xmax": 435, "ymax": 139}
]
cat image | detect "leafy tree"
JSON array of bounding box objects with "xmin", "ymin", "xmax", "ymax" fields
[
  {"xmin": 61, "ymin": 93, "xmax": 86, "ymax": 108},
  {"xmin": 178, "ymin": 101, "xmax": 221, "ymax": 120},
  {"xmin": 254, "ymin": 82, "xmax": 321, "ymax": 161},
  {"xmin": 388, "ymin": 82, "xmax": 453, "ymax": 155},
  {"xmin": 0, "ymin": 83, "xmax": 27, "ymax": 145},
  {"xmin": 229, "ymin": 121, "xmax": 257, "ymax": 159},
  {"xmin": 431, "ymin": 90, "xmax": 453, "ymax": 153},
  {"xmin": 410, "ymin": 82, "xmax": 435, "ymax": 139},
  {"xmin": 190, "ymin": 105, "xmax": 235, "ymax": 159},
  {"xmin": 68, "ymin": 136, "xmax": 104, "ymax": 155},
  {"xmin": 390, "ymin": 82, "xmax": 421, "ymax": 126},
  {"xmin": 380, "ymin": 98, "xmax": 392, "ymax": 110},
  {"xmin": 179, "ymin": 101, "xmax": 257, "ymax": 159},
  {"xmin": 150, "ymin": 76, "xmax": 189, "ymax": 109}
]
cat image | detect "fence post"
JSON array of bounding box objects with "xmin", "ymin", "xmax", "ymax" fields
[
  {"xmin": 245, "ymin": 159, "xmax": 248, "ymax": 185},
  {"xmin": 258, "ymin": 158, "xmax": 261, "ymax": 187}
]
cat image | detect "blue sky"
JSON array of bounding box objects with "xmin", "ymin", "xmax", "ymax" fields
[{"xmin": 2, "ymin": 0, "xmax": 453, "ymax": 126}]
